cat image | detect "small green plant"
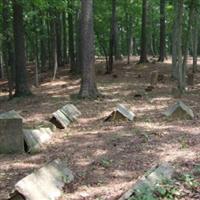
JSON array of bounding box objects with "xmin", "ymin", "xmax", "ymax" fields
[
  {"xmin": 180, "ymin": 173, "xmax": 199, "ymax": 188},
  {"xmin": 99, "ymin": 158, "xmax": 112, "ymax": 168}
]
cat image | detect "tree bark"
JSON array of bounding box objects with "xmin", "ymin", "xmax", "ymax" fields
[
  {"xmin": 68, "ymin": 0, "xmax": 76, "ymax": 73},
  {"xmin": 13, "ymin": 0, "xmax": 31, "ymax": 97},
  {"xmin": 79, "ymin": 0, "xmax": 100, "ymax": 98},
  {"xmin": 139, "ymin": 0, "xmax": 148, "ymax": 63},
  {"xmin": 107, "ymin": 0, "xmax": 117, "ymax": 74},
  {"xmin": 158, "ymin": 0, "xmax": 166, "ymax": 62}
]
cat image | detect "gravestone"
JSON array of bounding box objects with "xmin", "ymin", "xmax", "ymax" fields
[
  {"xmin": 51, "ymin": 110, "xmax": 71, "ymax": 129},
  {"xmin": 0, "ymin": 111, "xmax": 24, "ymax": 154},
  {"xmin": 50, "ymin": 104, "xmax": 81, "ymax": 129},
  {"xmin": 119, "ymin": 163, "xmax": 174, "ymax": 200},
  {"xmin": 61, "ymin": 104, "xmax": 81, "ymax": 122},
  {"xmin": 10, "ymin": 159, "xmax": 74, "ymax": 200},
  {"xmin": 105, "ymin": 104, "xmax": 135, "ymax": 122},
  {"xmin": 163, "ymin": 100, "xmax": 194, "ymax": 119},
  {"xmin": 150, "ymin": 70, "xmax": 158, "ymax": 86},
  {"xmin": 23, "ymin": 128, "xmax": 53, "ymax": 153}
]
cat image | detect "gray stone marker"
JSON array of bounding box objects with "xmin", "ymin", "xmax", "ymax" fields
[
  {"xmin": 10, "ymin": 159, "xmax": 74, "ymax": 200},
  {"xmin": 51, "ymin": 104, "xmax": 81, "ymax": 129},
  {"xmin": 163, "ymin": 100, "xmax": 194, "ymax": 119},
  {"xmin": 51, "ymin": 110, "xmax": 71, "ymax": 129},
  {"xmin": 150, "ymin": 70, "xmax": 159, "ymax": 86},
  {"xmin": 105, "ymin": 104, "xmax": 135, "ymax": 122},
  {"xmin": 23, "ymin": 128, "xmax": 53, "ymax": 153},
  {"xmin": 61, "ymin": 104, "xmax": 81, "ymax": 122},
  {"xmin": 0, "ymin": 110, "xmax": 23, "ymax": 120},
  {"xmin": 0, "ymin": 111, "xmax": 24, "ymax": 154},
  {"xmin": 119, "ymin": 163, "xmax": 174, "ymax": 200}
]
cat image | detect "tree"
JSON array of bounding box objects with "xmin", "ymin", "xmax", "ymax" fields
[
  {"xmin": 68, "ymin": 0, "xmax": 76, "ymax": 73},
  {"xmin": 158, "ymin": 0, "xmax": 166, "ymax": 62},
  {"xmin": 139, "ymin": 0, "xmax": 148, "ymax": 63},
  {"xmin": 172, "ymin": 0, "xmax": 185, "ymax": 93},
  {"xmin": 79, "ymin": 0, "xmax": 100, "ymax": 98},
  {"xmin": 107, "ymin": 0, "xmax": 117, "ymax": 74},
  {"xmin": 13, "ymin": 0, "xmax": 31, "ymax": 97}
]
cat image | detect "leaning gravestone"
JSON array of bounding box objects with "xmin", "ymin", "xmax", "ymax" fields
[
  {"xmin": 105, "ymin": 104, "xmax": 135, "ymax": 122},
  {"xmin": 119, "ymin": 163, "xmax": 174, "ymax": 200},
  {"xmin": 0, "ymin": 110, "xmax": 24, "ymax": 154},
  {"xmin": 23, "ymin": 128, "xmax": 53, "ymax": 154},
  {"xmin": 50, "ymin": 104, "xmax": 81, "ymax": 129},
  {"xmin": 163, "ymin": 100, "xmax": 194, "ymax": 120},
  {"xmin": 9, "ymin": 159, "xmax": 74, "ymax": 200},
  {"xmin": 150, "ymin": 70, "xmax": 159, "ymax": 86}
]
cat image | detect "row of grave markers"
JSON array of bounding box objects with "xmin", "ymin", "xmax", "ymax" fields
[
  {"xmin": 0, "ymin": 101, "xmax": 194, "ymax": 200},
  {"xmin": 0, "ymin": 101, "xmax": 194, "ymax": 155}
]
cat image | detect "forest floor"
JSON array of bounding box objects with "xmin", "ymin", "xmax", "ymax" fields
[{"xmin": 0, "ymin": 57, "xmax": 200, "ymax": 200}]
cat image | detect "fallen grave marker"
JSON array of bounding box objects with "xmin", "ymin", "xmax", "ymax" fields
[
  {"xmin": 163, "ymin": 100, "xmax": 194, "ymax": 120},
  {"xmin": 9, "ymin": 159, "xmax": 74, "ymax": 200},
  {"xmin": 23, "ymin": 128, "xmax": 53, "ymax": 154},
  {"xmin": 105, "ymin": 104, "xmax": 135, "ymax": 122},
  {"xmin": 50, "ymin": 104, "xmax": 81, "ymax": 129},
  {"xmin": 0, "ymin": 110, "xmax": 24, "ymax": 154},
  {"xmin": 119, "ymin": 163, "xmax": 174, "ymax": 200}
]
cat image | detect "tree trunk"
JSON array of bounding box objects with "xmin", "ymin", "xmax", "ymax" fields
[
  {"xmin": 107, "ymin": 0, "xmax": 117, "ymax": 74},
  {"xmin": 172, "ymin": 1, "xmax": 178, "ymax": 80},
  {"xmin": 192, "ymin": 8, "xmax": 198, "ymax": 73},
  {"xmin": 158, "ymin": 0, "xmax": 166, "ymax": 62},
  {"xmin": 182, "ymin": 0, "xmax": 195, "ymax": 73},
  {"xmin": 13, "ymin": 0, "xmax": 31, "ymax": 97},
  {"xmin": 62, "ymin": 12, "xmax": 68, "ymax": 65},
  {"xmin": 68, "ymin": 0, "xmax": 76, "ymax": 73},
  {"xmin": 56, "ymin": 13, "xmax": 63, "ymax": 67},
  {"xmin": 176, "ymin": 0, "xmax": 184, "ymax": 93},
  {"xmin": 52, "ymin": 18, "xmax": 58, "ymax": 80},
  {"xmin": 139, "ymin": 0, "xmax": 148, "ymax": 63},
  {"xmin": 79, "ymin": 0, "xmax": 100, "ymax": 98}
]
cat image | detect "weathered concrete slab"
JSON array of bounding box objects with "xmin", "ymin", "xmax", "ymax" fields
[
  {"xmin": 12, "ymin": 159, "xmax": 74, "ymax": 200},
  {"xmin": 60, "ymin": 104, "xmax": 81, "ymax": 122},
  {"xmin": 119, "ymin": 163, "xmax": 174, "ymax": 200},
  {"xmin": 105, "ymin": 104, "xmax": 135, "ymax": 122},
  {"xmin": 116, "ymin": 104, "xmax": 135, "ymax": 121},
  {"xmin": 51, "ymin": 110, "xmax": 70, "ymax": 129},
  {"xmin": 23, "ymin": 128, "xmax": 53, "ymax": 153},
  {"xmin": 0, "ymin": 111, "xmax": 24, "ymax": 154},
  {"xmin": 0, "ymin": 110, "xmax": 23, "ymax": 120},
  {"xmin": 163, "ymin": 100, "xmax": 194, "ymax": 119},
  {"xmin": 50, "ymin": 104, "xmax": 81, "ymax": 129}
]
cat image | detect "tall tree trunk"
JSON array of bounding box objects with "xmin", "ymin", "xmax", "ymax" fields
[
  {"xmin": 2, "ymin": 0, "xmax": 14, "ymax": 98},
  {"xmin": 13, "ymin": 0, "xmax": 31, "ymax": 97},
  {"xmin": 176, "ymin": 0, "xmax": 184, "ymax": 93},
  {"xmin": 56, "ymin": 13, "xmax": 63, "ymax": 67},
  {"xmin": 75, "ymin": 9, "xmax": 81, "ymax": 74},
  {"xmin": 139, "ymin": 0, "xmax": 148, "ymax": 63},
  {"xmin": 62, "ymin": 11, "xmax": 68, "ymax": 65},
  {"xmin": 79, "ymin": 0, "xmax": 100, "ymax": 98},
  {"xmin": 172, "ymin": 1, "xmax": 178, "ymax": 80},
  {"xmin": 192, "ymin": 8, "xmax": 198, "ymax": 73},
  {"xmin": 52, "ymin": 19, "xmax": 58, "ymax": 80},
  {"xmin": 158, "ymin": 0, "xmax": 166, "ymax": 62},
  {"xmin": 107, "ymin": 0, "xmax": 117, "ymax": 74},
  {"xmin": 68, "ymin": 0, "xmax": 76, "ymax": 73},
  {"xmin": 182, "ymin": 0, "xmax": 195, "ymax": 82}
]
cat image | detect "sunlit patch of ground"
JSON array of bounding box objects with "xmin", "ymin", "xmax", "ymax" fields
[{"xmin": 0, "ymin": 56, "xmax": 200, "ymax": 199}]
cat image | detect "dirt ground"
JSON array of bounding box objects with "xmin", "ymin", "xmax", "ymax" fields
[{"xmin": 0, "ymin": 57, "xmax": 199, "ymax": 200}]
